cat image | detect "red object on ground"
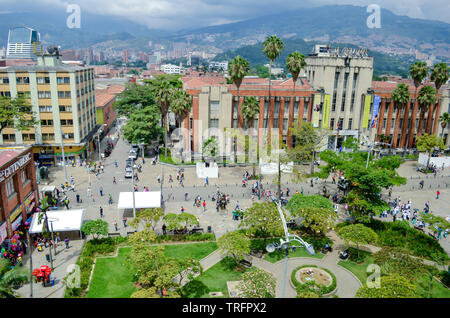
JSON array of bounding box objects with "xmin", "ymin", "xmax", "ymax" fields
[{"xmin": 40, "ymin": 265, "xmax": 49, "ymax": 272}]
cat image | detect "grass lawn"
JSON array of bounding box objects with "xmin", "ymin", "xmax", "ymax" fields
[
  {"xmin": 87, "ymin": 242, "xmax": 218, "ymax": 298},
  {"xmin": 181, "ymin": 257, "xmax": 254, "ymax": 298},
  {"xmin": 264, "ymin": 247, "xmax": 324, "ymax": 263},
  {"xmin": 338, "ymin": 250, "xmax": 450, "ymax": 298}
]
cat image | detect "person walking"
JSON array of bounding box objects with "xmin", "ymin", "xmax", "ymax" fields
[
  {"xmin": 64, "ymin": 198, "xmax": 70, "ymax": 210},
  {"xmin": 123, "ymin": 217, "xmax": 127, "ymax": 228},
  {"xmin": 100, "ymin": 206, "xmax": 103, "ymax": 218},
  {"xmin": 436, "ymin": 190, "xmax": 440, "ymax": 199},
  {"xmin": 419, "ymin": 180, "xmax": 424, "ymax": 189},
  {"xmin": 114, "ymin": 222, "xmax": 118, "ymax": 231},
  {"xmin": 202, "ymin": 200, "xmax": 206, "ymax": 212},
  {"xmin": 76, "ymin": 193, "xmax": 80, "ymax": 203},
  {"xmin": 162, "ymin": 224, "xmax": 167, "ymax": 235},
  {"xmin": 113, "ymin": 177, "xmax": 117, "ymax": 184},
  {"xmin": 87, "ymin": 186, "xmax": 92, "ymax": 197},
  {"xmin": 99, "ymin": 186, "xmax": 103, "ymax": 197},
  {"xmin": 64, "ymin": 237, "xmax": 69, "ymax": 249},
  {"xmin": 205, "ymin": 176, "xmax": 209, "ymax": 187},
  {"xmin": 181, "ymin": 206, "xmax": 185, "ymax": 213},
  {"xmin": 109, "ymin": 194, "xmax": 113, "ymax": 205}
]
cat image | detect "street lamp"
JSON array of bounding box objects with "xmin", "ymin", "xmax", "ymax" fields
[
  {"xmin": 266, "ymin": 196, "xmax": 315, "ymax": 298},
  {"xmin": 131, "ymin": 164, "xmax": 137, "ymax": 218},
  {"xmin": 60, "ymin": 129, "xmax": 68, "ymax": 183}
]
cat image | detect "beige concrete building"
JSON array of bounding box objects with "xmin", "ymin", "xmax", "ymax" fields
[{"xmin": 0, "ymin": 52, "xmax": 98, "ymax": 165}]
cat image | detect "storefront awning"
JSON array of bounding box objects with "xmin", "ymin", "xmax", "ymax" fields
[
  {"xmin": 117, "ymin": 192, "xmax": 161, "ymax": 209},
  {"xmin": 29, "ymin": 209, "xmax": 86, "ymax": 234}
]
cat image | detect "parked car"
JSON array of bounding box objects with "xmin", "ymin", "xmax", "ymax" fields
[
  {"xmin": 126, "ymin": 158, "xmax": 134, "ymax": 167},
  {"xmin": 128, "ymin": 150, "xmax": 138, "ymax": 160},
  {"xmin": 125, "ymin": 167, "xmax": 133, "ymax": 178}
]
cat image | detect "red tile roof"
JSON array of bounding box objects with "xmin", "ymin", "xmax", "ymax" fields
[
  {"xmin": 0, "ymin": 149, "xmax": 23, "ymax": 167},
  {"xmin": 106, "ymin": 85, "xmax": 125, "ymax": 95},
  {"xmin": 96, "ymin": 93, "xmax": 116, "ymax": 108}
]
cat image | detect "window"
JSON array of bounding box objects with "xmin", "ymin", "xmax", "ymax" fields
[
  {"xmin": 41, "ymin": 119, "xmax": 54, "ymax": 126},
  {"xmin": 209, "ymin": 119, "xmax": 219, "ymax": 128},
  {"xmin": 16, "ymin": 77, "xmax": 22, "ymax": 84},
  {"xmin": 39, "ymin": 106, "xmax": 52, "ymax": 112},
  {"xmin": 352, "ymin": 73, "xmax": 358, "ymax": 91},
  {"xmin": 60, "ymin": 119, "xmax": 73, "ymax": 126},
  {"xmin": 62, "ymin": 133, "xmax": 74, "ymax": 139},
  {"xmin": 283, "ymin": 119, "xmax": 288, "ymax": 131},
  {"xmin": 22, "ymin": 134, "xmax": 35, "ymax": 141},
  {"xmin": 254, "ymin": 119, "xmax": 258, "ymax": 128},
  {"xmin": 58, "ymin": 91, "xmax": 64, "ymax": 98},
  {"xmin": 57, "ymin": 77, "xmax": 63, "ymax": 84},
  {"xmin": 350, "ymin": 92, "xmax": 355, "ymax": 112},
  {"xmin": 21, "ymin": 169, "xmax": 29, "ymax": 184},
  {"xmin": 334, "ymin": 72, "xmax": 340, "ymax": 89},
  {"xmin": 38, "ymin": 91, "xmax": 51, "ymax": 98},
  {"xmin": 264, "ymin": 100, "xmax": 269, "ymax": 116},
  {"xmin": 59, "ymin": 105, "xmax": 72, "ymax": 112},
  {"xmin": 64, "ymin": 77, "xmax": 70, "ymax": 84},
  {"xmin": 332, "ymin": 92, "xmax": 337, "ymax": 112},
  {"xmin": 36, "ymin": 77, "xmax": 44, "ymax": 84},
  {"xmin": 330, "ymin": 118, "xmax": 335, "ymax": 130},
  {"xmin": 210, "ymin": 101, "xmax": 219, "ymax": 115},
  {"xmin": 348, "ymin": 118, "xmax": 352, "ymax": 130},
  {"xmin": 233, "ymin": 119, "xmax": 238, "ymax": 128},
  {"xmin": 341, "ymin": 93, "xmax": 346, "ymax": 112},
  {"xmin": 2, "ymin": 134, "xmax": 16, "ymax": 141},
  {"xmin": 5, "ymin": 178, "xmax": 15, "ymax": 197},
  {"xmin": 273, "ymin": 119, "xmax": 279, "ymax": 128},
  {"xmin": 65, "ymin": 91, "xmax": 71, "ymax": 98},
  {"xmin": 293, "ymin": 100, "xmax": 299, "ymax": 115},
  {"xmin": 42, "ymin": 133, "xmax": 55, "ymax": 141},
  {"xmin": 304, "ymin": 100, "xmax": 309, "ymax": 115},
  {"xmin": 391, "ymin": 119, "xmax": 395, "ymax": 129},
  {"xmin": 44, "ymin": 77, "xmax": 50, "ymax": 84},
  {"xmin": 0, "ymin": 91, "xmax": 11, "ymax": 97},
  {"xmin": 383, "ymin": 118, "xmax": 387, "ymax": 129},
  {"xmin": 274, "ymin": 100, "xmax": 280, "ymax": 114},
  {"xmin": 2, "ymin": 77, "xmax": 9, "ymax": 84}
]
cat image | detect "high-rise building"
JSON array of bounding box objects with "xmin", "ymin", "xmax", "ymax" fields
[
  {"xmin": 0, "ymin": 49, "xmax": 99, "ymax": 165},
  {"xmin": 6, "ymin": 27, "xmax": 41, "ymax": 60},
  {"xmin": 122, "ymin": 50, "xmax": 129, "ymax": 64}
]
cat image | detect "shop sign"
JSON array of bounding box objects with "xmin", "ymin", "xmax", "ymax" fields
[
  {"xmin": 9, "ymin": 205, "xmax": 23, "ymax": 221},
  {"xmin": 24, "ymin": 192, "xmax": 36, "ymax": 213},
  {"xmin": 0, "ymin": 153, "xmax": 31, "ymax": 183},
  {"xmin": 0, "ymin": 222, "xmax": 7, "ymax": 244},
  {"xmin": 11, "ymin": 215, "xmax": 23, "ymax": 232}
]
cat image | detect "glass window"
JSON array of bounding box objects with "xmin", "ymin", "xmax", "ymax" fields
[
  {"xmin": 209, "ymin": 119, "xmax": 219, "ymax": 128},
  {"xmin": 16, "ymin": 77, "xmax": 23, "ymax": 84},
  {"xmin": 5, "ymin": 178, "xmax": 15, "ymax": 197},
  {"xmin": 44, "ymin": 77, "xmax": 50, "ymax": 84},
  {"xmin": 209, "ymin": 101, "xmax": 219, "ymax": 115},
  {"xmin": 304, "ymin": 100, "xmax": 309, "ymax": 115},
  {"xmin": 65, "ymin": 91, "xmax": 71, "ymax": 98},
  {"xmin": 64, "ymin": 77, "xmax": 70, "ymax": 84},
  {"xmin": 274, "ymin": 101, "xmax": 280, "ymax": 114},
  {"xmin": 37, "ymin": 77, "xmax": 44, "ymax": 84},
  {"xmin": 2, "ymin": 77, "xmax": 9, "ymax": 84},
  {"xmin": 57, "ymin": 77, "xmax": 63, "ymax": 84},
  {"xmin": 58, "ymin": 91, "xmax": 64, "ymax": 98},
  {"xmin": 273, "ymin": 119, "xmax": 279, "ymax": 128},
  {"xmin": 293, "ymin": 100, "xmax": 299, "ymax": 115}
]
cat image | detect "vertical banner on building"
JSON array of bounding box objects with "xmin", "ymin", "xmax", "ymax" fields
[
  {"xmin": 312, "ymin": 94, "xmax": 321, "ymax": 128},
  {"xmin": 322, "ymin": 94, "xmax": 331, "ymax": 129},
  {"xmin": 370, "ymin": 95, "xmax": 381, "ymax": 129},
  {"xmin": 362, "ymin": 94, "xmax": 372, "ymax": 129}
]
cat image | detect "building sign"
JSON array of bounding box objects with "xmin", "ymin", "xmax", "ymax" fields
[
  {"xmin": 9, "ymin": 205, "xmax": 23, "ymax": 222},
  {"xmin": 11, "ymin": 215, "xmax": 23, "ymax": 232},
  {"xmin": 362, "ymin": 95, "xmax": 372, "ymax": 129},
  {"xmin": 0, "ymin": 153, "xmax": 31, "ymax": 183},
  {"xmin": 24, "ymin": 191, "xmax": 36, "ymax": 214},
  {"xmin": 322, "ymin": 94, "xmax": 331, "ymax": 129},
  {"xmin": 312, "ymin": 94, "xmax": 321, "ymax": 128},
  {"xmin": 0, "ymin": 222, "xmax": 7, "ymax": 244}
]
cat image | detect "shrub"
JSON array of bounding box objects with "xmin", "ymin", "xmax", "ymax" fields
[
  {"xmin": 439, "ymin": 270, "xmax": 450, "ymax": 288},
  {"xmin": 291, "ymin": 265, "xmax": 337, "ymax": 297}
]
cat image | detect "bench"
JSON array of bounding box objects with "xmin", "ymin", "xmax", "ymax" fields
[
  {"xmin": 189, "ymin": 227, "xmax": 204, "ymax": 234},
  {"xmin": 239, "ymin": 255, "xmax": 253, "ymax": 268},
  {"xmin": 108, "ymin": 232, "xmax": 121, "ymax": 237},
  {"xmin": 250, "ymin": 249, "xmax": 263, "ymax": 258}
]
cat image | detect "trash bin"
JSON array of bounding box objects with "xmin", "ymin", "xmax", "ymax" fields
[
  {"xmin": 45, "ymin": 254, "xmax": 50, "ymax": 262},
  {"xmin": 207, "ymin": 226, "xmax": 212, "ymax": 233}
]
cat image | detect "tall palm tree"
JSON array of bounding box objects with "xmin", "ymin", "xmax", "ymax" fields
[
  {"xmin": 285, "ymin": 51, "xmax": 306, "ymax": 94},
  {"xmin": 241, "ymin": 96, "xmax": 260, "ymax": 177},
  {"xmin": 262, "ymin": 35, "xmax": 284, "ymax": 129},
  {"xmin": 417, "ymin": 85, "xmax": 437, "ymax": 136},
  {"xmin": 170, "ymin": 90, "xmax": 192, "ymax": 130},
  {"xmin": 430, "ymin": 62, "xmax": 449, "ymax": 92},
  {"xmin": 439, "ymin": 112, "xmax": 450, "ymax": 139},
  {"xmin": 150, "ymin": 76, "xmax": 177, "ymax": 158},
  {"xmin": 228, "ymin": 56, "xmax": 250, "ymax": 161},
  {"xmin": 407, "ymin": 61, "xmax": 428, "ymax": 148},
  {"xmin": 391, "ymin": 83, "xmax": 410, "ymax": 148}
]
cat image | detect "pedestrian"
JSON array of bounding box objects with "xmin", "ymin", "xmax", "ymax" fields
[
  {"xmin": 64, "ymin": 237, "xmax": 69, "ymax": 249},
  {"xmin": 64, "ymin": 198, "xmax": 70, "ymax": 209},
  {"xmin": 114, "ymin": 160, "xmax": 118, "ymax": 168},
  {"xmin": 109, "ymin": 194, "xmax": 113, "ymax": 205},
  {"xmin": 332, "ymin": 175, "xmax": 336, "ymax": 184},
  {"xmin": 70, "ymin": 176, "xmax": 75, "ymax": 185},
  {"xmin": 99, "ymin": 186, "xmax": 103, "ymax": 197},
  {"xmin": 202, "ymin": 200, "xmax": 206, "ymax": 212},
  {"xmin": 205, "ymin": 176, "xmax": 209, "ymax": 186},
  {"xmin": 100, "ymin": 206, "xmax": 103, "ymax": 218},
  {"xmin": 162, "ymin": 224, "xmax": 167, "ymax": 235},
  {"xmin": 185, "ymin": 192, "xmax": 188, "ymax": 201},
  {"xmin": 235, "ymin": 201, "xmax": 239, "ymax": 210},
  {"xmin": 436, "ymin": 190, "xmax": 440, "ymax": 199},
  {"xmin": 169, "ymin": 175, "xmax": 173, "ymax": 183},
  {"xmin": 114, "ymin": 222, "xmax": 118, "ymax": 231},
  {"xmin": 389, "ymin": 188, "xmax": 392, "ymax": 198},
  {"xmin": 216, "ymin": 202, "xmax": 219, "ymax": 213},
  {"xmin": 123, "ymin": 217, "xmax": 127, "ymax": 228},
  {"xmin": 87, "ymin": 187, "xmax": 92, "ymax": 197},
  {"xmin": 181, "ymin": 206, "xmax": 185, "ymax": 213},
  {"xmin": 310, "ymin": 179, "xmax": 314, "ymax": 188},
  {"xmin": 419, "ymin": 180, "xmax": 424, "ymax": 189},
  {"xmin": 76, "ymin": 193, "xmax": 80, "ymax": 203}
]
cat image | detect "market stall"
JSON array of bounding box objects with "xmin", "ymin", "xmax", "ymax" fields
[
  {"xmin": 117, "ymin": 191, "xmax": 161, "ymax": 209},
  {"xmin": 29, "ymin": 209, "xmax": 86, "ymax": 239}
]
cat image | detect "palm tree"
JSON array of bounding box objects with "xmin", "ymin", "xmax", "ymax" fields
[
  {"xmin": 150, "ymin": 76, "xmax": 176, "ymax": 158},
  {"xmin": 262, "ymin": 35, "xmax": 284, "ymax": 129},
  {"xmin": 170, "ymin": 90, "xmax": 192, "ymax": 130},
  {"xmin": 408, "ymin": 61, "xmax": 428, "ymax": 147},
  {"xmin": 285, "ymin": 51, "xmax": 306, "ymax": 94},
  {"xmin": 417, "ymin": 85, "xmax": 437, "ymax": 136},
  {"xmin": 241, "ymin": 96, "xmax": 260, "ymax": 177},
  {"xmin": 430, "ymin": 62, "xmax": 449, "ymax": 92},
  {"xmin": 391, "ymin": 83, "xmax": 410, "ymax": 148},
  {"xmin": 228, "ymin": 56, "xmax": 250, "ymax": 161},
  {"xmin": 0, "ymin": 260, "xmax": 28, "ymax": 298},
  {"xmin": 439, "ymin": 112, "xmax": 450, "ymax": 139}
]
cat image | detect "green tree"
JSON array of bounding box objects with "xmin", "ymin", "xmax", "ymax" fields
[
  {"xmin": 163, "ymin": 213, "xmax": 199, "ymax": 232},
  {"xmin": 291, "ymin": 207, "xmax": 336, "ymax": 235},
  {"xmin": 0, "ymin": 95, "xmax": 38, "ymax": 134},
  {"xmin": 202, "ymin": 137, "xmax": 218, "ymax": 159},
  {"xmin": 408, "ymin": 61, "xmax": 429, "ymax": 148},
  {"xmin": 128, "ymin": 229, "xmax": 158, "ymax": 247},
  {"xmin": 0, "ymin": 259, "xmax": 28, "ymax": 298},
  {"xmin": 342, "ymin": 137, "xmax": 359, "ymax": 152},
  {"xmin": 262, "ymin": 35, "xmax": 284, "ymax": 129},
  {"xmin": 80, "ymin": 219, "xmax": 109, "ymax": 240},
  {"xmin": 417, "ymin": 85, "xmax": 437, "ymax": 136},
  {"xmin": 391, "ymin": 83, "xmax": 410, "ymax": 148},
  {"xmin": 430, "ymin": 62, "xmax": 449, "ymax": 92},
  {"xmin": 240, "ymin": 202, "xmax": 284, "ymax": 244},
  {"xmin": 238, "ymin": 268, "xmax": 276, "ymax": 298},
  {"xmin": 129, "ymin": 208, "xmax": 164, "ymax": 231},
  {"xmin": 241, "ymin": 96, "xmax": 261, "ymax": 176},
  {"xmin": 286, "ymin": 194, "xmax": 334, "ymax": 211},
  {"xmin": 148, "ymin": 75, "xmax": 182, "ymax": 157},
  {"xmin": 416, "ymin": 133, "xmax": 445, "ymax": 168},
  {"xmin": 337, "ymin": 224, "xmax": 378, "ymax": 258},
  {"xmin": 373, "ymin": 247, "xmax": 426, "ymax": 278},
  {"xmin": 217, "ymin": 231, "xmax": 251, "ymax": 264},
  {"xmin": 170, "ymin": 89, "xmax": 192, "ymax": 129},
  {"xmin": 228, "ymin": 55, "xmax": 250, "ymax": 122},
  {"xmin": 123, "ymin": 105, "xmax": 163, "ymax": 144},
  {"xmin": 114, "ymin": 83, "xmax": 154, "ymax": 117},
  {"xmin": 356, "ymin": 273, "xmax": 419, "ymax": 298},
  {"xmin": 285, "ymin": 51, "xmax": 306, "ymax": 94},
  {"xmin": 438, "ymin": 112, "xmax": 450, "ymax": 138}
]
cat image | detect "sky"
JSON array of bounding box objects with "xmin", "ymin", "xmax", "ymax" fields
[{"xmin": 0, "ymin": 0, "xmax": 449, "ymax": 30}]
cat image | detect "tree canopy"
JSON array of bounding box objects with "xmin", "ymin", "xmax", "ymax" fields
[
  {"xmin": 0, "ymin": 95, "xmax": 37, "ymax": 134},
  {"xmin": 337, "ymin": 224, "xmax": 378, "ymax": 253},
  {"xmin": 238, "ymin": 268, "xmax": 276, "ymax": 298},
  {"xmin": 163, "ymin": 213, "xmax": 199, "ymax": 231},
  {"xmin": 123, "ymin": 105, "xmax": 163, "ymax": 144},
  {"xmin": 356, "ymin": 273, "xmax": 419, "ymax": 298},
  {"xmin": 129, "ymin": 208, "xmax": 164, "ymax": 231},
  {"xmin": 80, "ymin": 219, "xmax": 109, "ymax": 239},
  {"xmin": 240, "ymin": 202, "xmax": 285, "ymax": 239},
  {"xmin": 217, "ymin": 231, "xmax": 251, "ymax": 263}
]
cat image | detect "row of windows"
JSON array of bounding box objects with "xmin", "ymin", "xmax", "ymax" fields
[
  {"xmin": 15, "ymin": 77, "xmax": 70, "ymax": 85},
  {"xmin": 37, "ymin": 105, "xmax": 73, "ymax": 113},
  {"xmin": 41, "ymin": 119, "xmax": 74, "ymax": 126},
  {"xmin": 37, "ymin": 91, "xmax": 72, "ymax": 99},
  {"xmin": 4, "ymin": 169, "xmax": 31, "ymax": 198}
]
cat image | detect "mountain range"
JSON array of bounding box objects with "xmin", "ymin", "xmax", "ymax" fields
[{"xmin": 0, "ymin": 5, "xmax": 448, "ymax": 63}]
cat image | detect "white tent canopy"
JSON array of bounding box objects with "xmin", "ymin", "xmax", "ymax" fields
[
  {"xmin": 117, "ymin": 191, "xmax": 161, "ymax": 209},
  {"xmin": 29, "ymin": 209, "xmax": 86, "ymax": 234}
]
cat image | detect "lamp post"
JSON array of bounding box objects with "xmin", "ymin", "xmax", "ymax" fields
[
  {"xmin": 60, "ymin": 129, "xmax": 67, "ymax": 183},
  {"xmin": 266, "ymin": 196, "xmax": 315, "ymax": 298},
  {"xmin": 132, "ymin": 164, "xmax": 136, "ymax": 218}
]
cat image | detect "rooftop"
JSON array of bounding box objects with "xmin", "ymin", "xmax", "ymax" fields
[
  {"xmin": 95, "ymin": 92, "xmax": 116, "ymax": 108},
  {"xmin": 0, "ymin": 146, "xmax": 31, "ymax": 167}
]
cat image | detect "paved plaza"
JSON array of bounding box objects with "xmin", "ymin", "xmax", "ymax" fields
[{"xmin": 20, "ymin": 123, "xmax": 450, "ymax": 298}]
